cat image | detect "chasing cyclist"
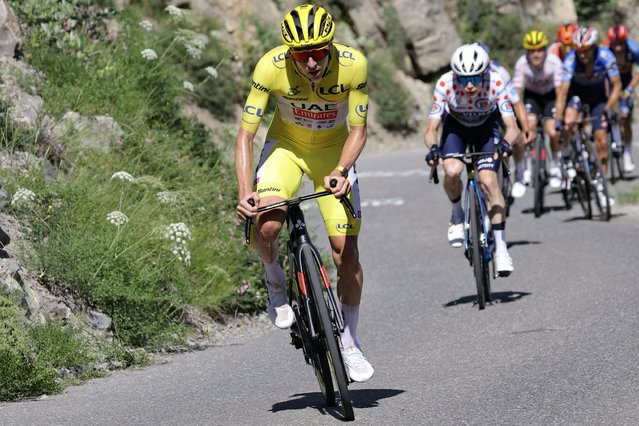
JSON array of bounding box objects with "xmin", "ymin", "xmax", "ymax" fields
[
  {"xmin": 475, "ymin": 41, "xmax": 532, "ymax": 198},
  {"xmin": 424, "ymin": 43, "xmax": 520, "ymax": 276},
  {"xmin": 555, "ymin": 26, "xmax": 622, "ymax": 200},
  {"xmin": 234, "ymin": 4, "xmax": 373, "ymax": 382},
  {"xmin": 550, "ymin": 23, "xmax": 578, "ymax": 61},
  {"xmin": 603, "ymin": 24, "xmax": 638, "ymax": 173},
  {"xmin": 513, "ymin": 30, "xmax": 564, "ymax": 189}
]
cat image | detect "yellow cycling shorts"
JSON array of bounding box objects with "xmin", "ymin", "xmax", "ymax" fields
[{"xmin": 254, "ymin": 140, "xmax": 362, "ymax": 237}]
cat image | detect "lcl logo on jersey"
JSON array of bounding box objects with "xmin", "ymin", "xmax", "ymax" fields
[
  {"xmin": 356, "ymin": 103, "xmax": 368, "ymax": 118},
  {"xmin": 244, "ymin": 105, "xmax": 264, "ymax": 117},
  {"xmin": 475, "ymin": 98, "xmax": 492, "ymax": 110},
  {"xmin": 319, "ymin": 84, "xmax": 347, "ymax": 95},
  {"xmin": 338, "ymin": 50, "xmax": 354, "ymax": 60},
  {"xmin": 273, "ymin": 52, "xmax": 287, "ymax": 64}
]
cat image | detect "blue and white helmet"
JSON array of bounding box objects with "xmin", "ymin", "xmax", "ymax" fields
[{"xmin": 450, "ymin": 43, "xmax": 489, "ymax": 76}]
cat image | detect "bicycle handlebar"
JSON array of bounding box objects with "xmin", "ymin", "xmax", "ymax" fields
[
  {"xmin": 428, "ymin": 151, "xmax": 509, "ymax": 184},
  {"xmin": 244, "ymin": 178, "xmax": 357, "ymax": 244}
]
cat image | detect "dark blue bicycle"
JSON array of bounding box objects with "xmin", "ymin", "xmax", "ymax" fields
[{"xmin": 429, "ymin": 151, "xmax": 503, "ymax": 309}]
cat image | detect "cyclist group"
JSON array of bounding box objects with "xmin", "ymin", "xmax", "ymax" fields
[{"xmin": 234, "ymin": 3, "xmax": 637, "ymax": 385}]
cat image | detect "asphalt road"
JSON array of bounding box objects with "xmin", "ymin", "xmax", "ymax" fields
[{"xmin": 1, "ymin": 147, "xmax": 639, "ymax": 425}]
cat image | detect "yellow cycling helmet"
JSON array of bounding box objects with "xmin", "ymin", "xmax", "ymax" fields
[
  {"xmin": 280, "ymin": 4, "xmax": 335, "ymax": 49},
  {"xmin": 522, "ymin": 30, "xmax": 549, "ymax": 49}
]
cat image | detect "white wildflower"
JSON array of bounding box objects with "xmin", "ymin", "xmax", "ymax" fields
[
  {"xmin": 106, "ymin": 210, "xmax": 129, "ymax": 226},
  {"xmin": 139, "ymin": 20, "xmax": 153, "ymax": 31},
  {"xmin": 205, "ymin": 66, "xmax": 218, "ymax": 79},
  {"xmin": 141, "ymin": 48, "xmax": 158, "ymax": 60},
  {"xmin": 191, "ymin": 34, "xmax": 208, "ymax": 50},
  {"xmin": 165, "ymin": 5, "xmax": 183, "ymax": 16},
  {"xmin": 111, "ymin": 171, "xmax": 135, "ymax": 182},
  {"xmin": 156, "ymin": 191, "xmax": 179, "ymax": 205},
  {"xmin": 164, "ymin": 223, "xmax": 192, "ymax": 265},
  {"xmin": 185, "ymin": 44, "xmax": 202, "ymax": 60},
  {"xmin": 183, "ymin": 81, "xmax": 195, "ymax": 92},
  {"xmin": 11, "ymin": 188, "xmax": 37, "ymax": 207},
  {"xmin": 164, "ymin": 222, "xmax": 192, "ymax": 242}
]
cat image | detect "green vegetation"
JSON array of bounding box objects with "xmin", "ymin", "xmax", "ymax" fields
[
  {"xmin": 1, "ymin": 0, "xmax": 266, "ymax": 399},
  {"xmin": 369, "ymin": 54, "xmax": 412, "ymax": 131},
  {"xmin": 574, "ymin": 0, "xmax": 617, "ymax": 23}
]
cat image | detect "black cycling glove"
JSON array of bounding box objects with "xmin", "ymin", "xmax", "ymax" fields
[
  {"xmin": 425, "ymin": 145, "xmax": 441, "ymax": 165},
  {"xmin": 496, "ymin": 138, "xmax": 512, "ymax": 157}
]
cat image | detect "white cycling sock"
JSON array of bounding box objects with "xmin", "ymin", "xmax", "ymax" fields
[
  {"xmin": 494, "ymin": 229, "xmax": 508, "ymax": 255},
  {"xmin": 451, "ymin": 199, "xmax": 464, "ymax": 224},
  {"xmin": 340, "ymin": 303, "xmax": 360, "ymax": 350},
  {"xmin": 624, "ymin": 141, "xmax": 633, "ymax": 159},
  {"xmin": 264, "ymin": 256, "xmax": 286, "ymax": 288}
]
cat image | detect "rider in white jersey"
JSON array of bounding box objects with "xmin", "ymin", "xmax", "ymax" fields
[
  {"xmin": 425, "ymin": 43, "xmax": 520, "ymax": 276},
  {"xmin": 513, "ymin": 30, "xmax": 564, "ymax": 189},
  {"xmin": 476, "ymin": 42, "xmax": 532, "ymax": 198}
]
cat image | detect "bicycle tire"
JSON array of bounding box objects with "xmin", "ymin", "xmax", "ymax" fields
[
  {"xmin": 533, "ymin": 133, "xmax": 545, "ymax": 218},
  {"xmin": 469, "ymin": 184, "xmax": 487, "ymax": 310},
  {"xmin": 291, "ymin": 250, "xmax": 336, "ymax": 407},
  {"xmin": 498, "ymin": 157, "xmax": 513, "ymax": 217},
  {"xmin": 301, "ymin": 246, "xmax": 355, "ymax": 421},
  {"xmin": 588, "ymin": 147, "xmax": 611, "ymax": 221},
  {"xmin": 573, "ymin": 172, "xmax": 592, "ymax": 219}
]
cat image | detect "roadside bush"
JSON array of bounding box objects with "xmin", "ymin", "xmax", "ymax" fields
[
  {"xmin": 369, "ymin": 54, "xmax": 412, "ymax": 131},
  {"xmin": 0, "ymin": 297, "xmax": 59, "ymax": 401}
]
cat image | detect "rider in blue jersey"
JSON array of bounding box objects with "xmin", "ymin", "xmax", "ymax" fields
[
  {"xmin": 555, "ymin": 26, "xmax": 622, "ymax": 186},
  {"xmin": 604, "ymin": 24, "xmax": 638, "ymax": 172}
]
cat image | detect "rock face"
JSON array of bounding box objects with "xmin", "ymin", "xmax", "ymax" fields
[{"xmin": 0, "ymin": 1, "xmax": 20, "ymax": 57}]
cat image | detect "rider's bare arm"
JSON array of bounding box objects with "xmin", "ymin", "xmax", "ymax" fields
[
  {"xmin": 605, "ymin": 75, "xmax": 623, "ymax": 109},
  {"xmin": 502, "ymin": 115, "xmax": 520, "ymax": 145},
  {"xmin": 424, "ymin": 116, "xmax": 442, "ymax": 151},
  {"xmin": 235, "ymin": 128, "xmax": 259, "ymax": 220},
  {"xmin": 554, "ymin": 81, "xmax": 570, "ymax": 121}
]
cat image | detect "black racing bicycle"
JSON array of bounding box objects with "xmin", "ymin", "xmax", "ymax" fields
[
  {"xmin": 245, "ymin": 181, "xmax": 357, "ymax": 421},
  {"xmin": 531, "ymin": 118, "xmax": 550, "ymax": 218},
  {"xmin": 429, "ymin": 150, "xmax": 508, "ymax": 310},
  {"xmin": 559, "ymin": 115, "xmax": 611, "ymax": 222}
]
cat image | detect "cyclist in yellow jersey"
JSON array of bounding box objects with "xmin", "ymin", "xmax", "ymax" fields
[{"xmin": 235, "ymin": 4, "xmax": 373, "ymax": 383}]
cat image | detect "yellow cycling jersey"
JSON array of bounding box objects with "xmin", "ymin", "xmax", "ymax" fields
[{"xmin": 240, "ymin": 42, "xmax": 369, "ymax": 149}]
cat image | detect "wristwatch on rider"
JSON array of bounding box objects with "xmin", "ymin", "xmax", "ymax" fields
[{"xmin": 334, "ymin": 165, "xmax": 349, "ymax": 178}]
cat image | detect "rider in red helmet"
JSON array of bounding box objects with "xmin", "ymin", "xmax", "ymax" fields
[
  {"xmin": 549, "ymin": 23, "xmax": 578, "ymax": 61},
  {"xmin": 603, "ymin": 24, "xmax": 638, "ymax": 172}
]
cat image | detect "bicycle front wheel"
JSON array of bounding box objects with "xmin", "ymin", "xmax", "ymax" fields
[
  {"xmin": 301, "ymin": 245, "xmax": 354, "ymax": 421},
  {"xmin": 469, "ymin": 184, "xmax": 489, "ymax": 309},
  {"xmin": 290, "ymin": 251, "xmax": 336, "ymax": 407},
  {"xmin": 533, "ymin": 133, "xmax": 546, "ymax": 218}
]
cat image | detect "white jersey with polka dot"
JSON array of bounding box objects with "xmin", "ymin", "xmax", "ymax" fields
[{"xmin": 429, "ymin": 70, "xmax": 514, "ymax": 127}]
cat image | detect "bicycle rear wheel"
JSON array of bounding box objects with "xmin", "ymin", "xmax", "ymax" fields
[
  {"xmin": 588, "ymin": 145, "xmax": 611, "ymax": 221},
  {"xmin": 532, "ymin": 133, "xmax": 546, "ymax": 218},
  {"xmin": 469, "ymin": 184, "xmax": 489, "ymax": 309},
  {"xmin": 290, "ymin": 251, "xmax": 336, "ymax": 407},
  {"xmin": 301, "ymin": 246, "xmax": 354, "ymax": 421}
]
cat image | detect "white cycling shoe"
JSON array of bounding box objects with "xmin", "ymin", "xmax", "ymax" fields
[
  {"xmin": 265, "ymin": 276, "xmax": 294, "ymax": 329},
  {"xmin": 494, "ymin": 253, "xmax": 514, "ymax": 277},
  {"xmin": 512, "ymin": 181, "xmax": 526, "ymax": 198},
  {"xmin": 448, "ymin": 222, "xmax": 464, "ymax": 248},
  {"xmin": 342, "ymin": 346, "xmax": 374, "ymax": 383}
]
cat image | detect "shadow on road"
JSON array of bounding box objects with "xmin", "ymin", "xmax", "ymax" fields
[
  {"xmin": 443, "ymin": 291, "xmax": 531, "ymax": 308},
  {"xmin": 271, "ymin": 388, "xmax": 405, "ymax": 420},
  {"xmin": 507, "ymin": 240, "xmax": 541, "ymax": 249}
]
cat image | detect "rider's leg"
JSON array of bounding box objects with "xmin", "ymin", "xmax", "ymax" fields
[
  {"xmin": 329, "ymin": 235, "xmax": 363, "ymax": 348},
  {"xmin": 621, "ymin": 114, "xmax": 635, "ymax": 171},
  {"xmin": 443, "ymin": 158, "xmax": 465, "ymax": 222},
  {"xmin": 478, "ymin": 168, "xmax": 513, "ymax": 274},
  {"xmin": 254, "ymin": 203, "xmax": 287, "ymax": 285}
]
